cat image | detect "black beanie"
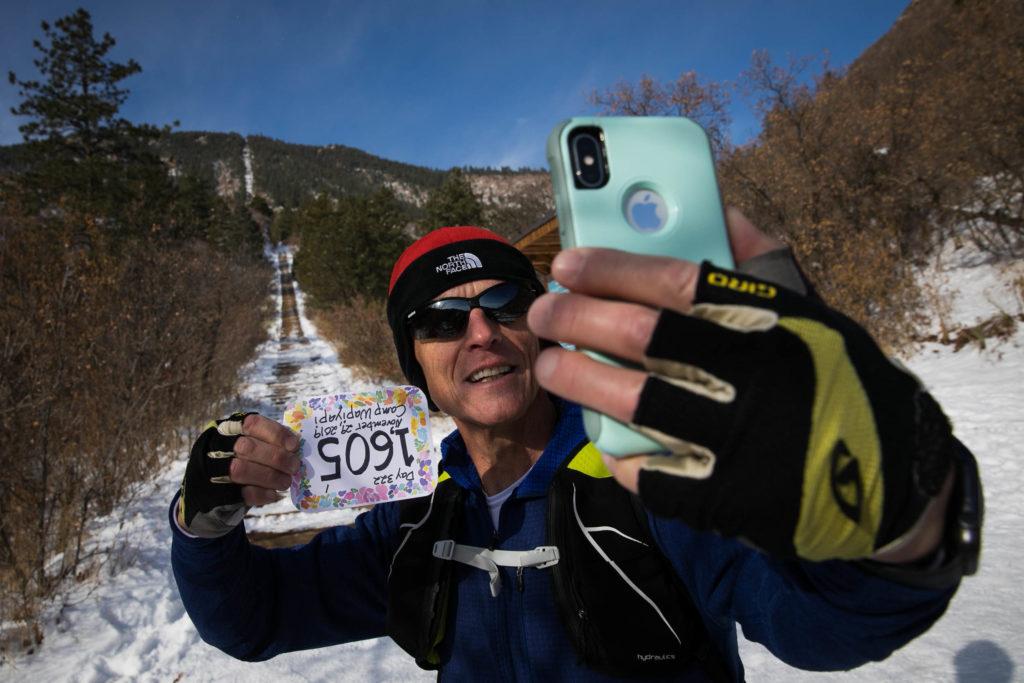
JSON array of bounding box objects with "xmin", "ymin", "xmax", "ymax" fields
[{"xmin": 386, "ymin": 226, "xmax": 544, "ymax": 409}]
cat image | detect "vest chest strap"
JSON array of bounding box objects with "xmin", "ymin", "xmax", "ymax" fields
[{"xmin": 432, "ymin": 540, "xmax": 560, "ymax": 597}]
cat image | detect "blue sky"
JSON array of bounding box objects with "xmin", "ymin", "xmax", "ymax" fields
[{"xmin": 1, "ymin": 1, "xmax": 908, "ymax": 170}]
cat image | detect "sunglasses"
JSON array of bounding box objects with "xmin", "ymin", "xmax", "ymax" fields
[{"xmin": 407, "ymin": 281, "xmax": 539, "ymax": 341}]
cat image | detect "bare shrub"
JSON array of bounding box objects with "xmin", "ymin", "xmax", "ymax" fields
[
  {"xmin": 591, "ymin": 0, "xmax": 1024, "ymax": 350},
  {"xmin": 717, "ymin": 50, "xmax": 931, "ymax": 350},
  {"xmin": 310, "ymin": 297, "xmax": 402, "ymax": 383},
  {"xmin": 589, "ymin": 71, "xmax": 732, "ymax": 157},
  {"xmin": 0, "ymin": 207, "xmax": 271, "ymax": 632}
]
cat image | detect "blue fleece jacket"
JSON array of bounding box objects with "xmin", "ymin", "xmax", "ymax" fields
[{"xmin": 170, "ymin": 402, "xmax": 957, "ymax": 681}]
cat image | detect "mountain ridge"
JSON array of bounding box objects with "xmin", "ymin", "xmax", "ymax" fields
[
  {"xmin": 0, "ymin": 129, "xmax": 554, "ymax": 236},
  {"xmin": 164, "ymin": 131, "xmax": 555, "ymax": 236}
]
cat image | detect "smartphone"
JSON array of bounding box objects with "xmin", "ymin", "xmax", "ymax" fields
[{"xmin": 546, "ymin": 116, "xmax": 733, "ymax": 456}]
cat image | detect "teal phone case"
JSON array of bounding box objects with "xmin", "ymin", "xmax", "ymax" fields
[{"xmin": 545, "ymin": 116, "xmax": 734, "ymax": 456}]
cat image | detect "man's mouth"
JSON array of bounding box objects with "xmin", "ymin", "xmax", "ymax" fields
[{"xmin": 467, "ymin": 365, "xmax": 514, "ymax": 383}]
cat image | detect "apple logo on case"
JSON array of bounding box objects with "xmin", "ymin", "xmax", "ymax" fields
[{"xmin": 625, "ymin": 189, "xmax": 668, "ymax": 233}]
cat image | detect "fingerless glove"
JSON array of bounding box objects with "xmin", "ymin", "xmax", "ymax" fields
[
  {"xmin": 177, "ymin": 413, "xmax": 253, "ymax": 538},
  {"xmin": 631, "ymin": 263, "xmax": 954, "ymax": 561}
]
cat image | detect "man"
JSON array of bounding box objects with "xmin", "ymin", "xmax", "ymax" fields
[{"xmin": 171, "ymin": 212, "xmax": 980, "ymax": 681}]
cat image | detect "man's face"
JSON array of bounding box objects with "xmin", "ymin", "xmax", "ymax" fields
[{"xmin": 413, "ymin": 278, "xmax": 542, "ymax": 429}]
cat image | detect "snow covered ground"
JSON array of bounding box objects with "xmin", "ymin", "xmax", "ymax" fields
[{"xmin": 3, "ymin": 244, "xmax": 1021, "ymax": 681}]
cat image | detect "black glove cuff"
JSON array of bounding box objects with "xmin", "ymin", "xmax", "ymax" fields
[
  {"xmin": 913, "ymin": 391, "xmax": 955, "ymax": 497},
  {"xmin": 857, "ymin": 440, "xmax": 982, "ymax": 589},
  {"xmin": 736, "ymin": 246, "xmax": 819, "ymax": 300},
  {"xmin": 876, "ymin": 390, "xmax": 957, "ymax": 549},
  {"xmin": 181, "ymin": 413, "xmax": 254, "ymax": 528}
]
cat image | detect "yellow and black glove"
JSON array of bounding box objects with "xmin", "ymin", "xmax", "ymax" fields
[
  {"xmin": 177, "ymin": 413, "xmax": 253, "ymax": 538},
  {"xmin": 631, "ymin": 263, "xmax": 954, "ymax": 561}
]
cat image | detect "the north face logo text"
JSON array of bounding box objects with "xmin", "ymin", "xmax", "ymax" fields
[{"xmin": 436, "ymin": 253, "xmax": 483, "ymax": 275}]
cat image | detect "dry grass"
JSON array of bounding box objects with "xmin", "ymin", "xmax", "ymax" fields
[{"xmin": 310, "ymin": 296, "xmax": 403, "ymax": 384}]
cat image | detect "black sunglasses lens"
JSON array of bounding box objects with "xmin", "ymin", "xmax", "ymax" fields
[
  {"xmin": 410, "ymin": 307, "xmax": 468, "ymax": 340},
  {"xmin": 410, "ymin": 282, "xmax": 536, "ymax": 340},
  {"xmin": 480, "ymin": 283, "xmax": 533, "ymax": 322},
  {"xmin": 477, "ymin": 282, "xmax": 520, "ymax": 309}
]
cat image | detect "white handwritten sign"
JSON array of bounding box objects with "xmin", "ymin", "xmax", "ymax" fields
[{"xmin": 283, "ymin": 386, "xmax": 435, "ymax": 512}]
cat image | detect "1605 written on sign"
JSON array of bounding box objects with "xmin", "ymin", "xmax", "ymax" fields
[{"xmin": 283, "ymin": 387, "xmax": 435, "ymax": 511}]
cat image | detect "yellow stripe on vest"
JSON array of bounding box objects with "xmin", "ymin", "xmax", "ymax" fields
[
  {"xmin": 437, "ymin": 471, "xmax": 451, "ymax": 484},
  {"xmin": 568, "ymin": 442, "xmax": 612, "ymax": 478}
]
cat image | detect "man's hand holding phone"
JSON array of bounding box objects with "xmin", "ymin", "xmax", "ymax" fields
[
  {"xmin": 527, "ymin": 209, "xmax": 956, "ymax": 564},
  {"xmin": 529, "ymin": 208, "xmax": 781, "ymax": 434}
]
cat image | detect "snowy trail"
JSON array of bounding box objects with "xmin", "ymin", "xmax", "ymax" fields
[
  {"xmin": 242, "ymin": 140, "xmax": 254, "ymax": 200},
  {"xmin": 4, "ymin": 245, "xmax": 1022, "ymax": 681}
]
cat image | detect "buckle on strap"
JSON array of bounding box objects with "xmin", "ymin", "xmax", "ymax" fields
[
  {"xmin": 432, "ymin": 539, "xmax": 456, "ymax": 561},
  {"xmin": 431, "ymin": 540, "xmax": 560, "ymax": 597},
  {"xmin": 499, "ymin": 545, "xmax": 560, "ymax": 569}
]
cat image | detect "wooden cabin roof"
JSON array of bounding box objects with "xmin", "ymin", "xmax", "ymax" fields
[{"xmin": 513, "ymin": 212, "xmax": 560, "ymax": 276}]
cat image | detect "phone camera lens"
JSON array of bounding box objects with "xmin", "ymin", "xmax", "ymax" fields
[{"xmin": 568, "ymin": 127, "xmax": 608, "ymax": 189}]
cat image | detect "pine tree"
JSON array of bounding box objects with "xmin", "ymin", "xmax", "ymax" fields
[
  {"xmin": 250, "ymin": 195, "xmax": 272, "ymax": 218},
  {"xmin": 336, "ymin": 188, "xmax": 410, "ymax": 299},
  {"xmin": 10, "ymin": 9, "xmax": 143, "ymax": 153},
  {"xmin": 271, "ymin": 206, "xmax": 299, "ymax": 244},
  {"xmin": 422, "ymin": 168, "xmax": 484, "ymax": 233},
  {"xmin": 294, "ymin": 189, "xmax": 410, "ymax": 304},
  {"xmin": 7, "ymin": 8, "xmax": 171, "ymax": 224}
]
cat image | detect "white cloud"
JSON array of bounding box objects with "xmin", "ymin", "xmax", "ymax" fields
[{"xmin": 495, "ymin": 120, "xmax": 546, "ymax": 169}]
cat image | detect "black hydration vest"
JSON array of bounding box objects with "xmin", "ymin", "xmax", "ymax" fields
[{"xmin": 385, "ymin": 441, "xmax": 730, "ymax": 680}]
